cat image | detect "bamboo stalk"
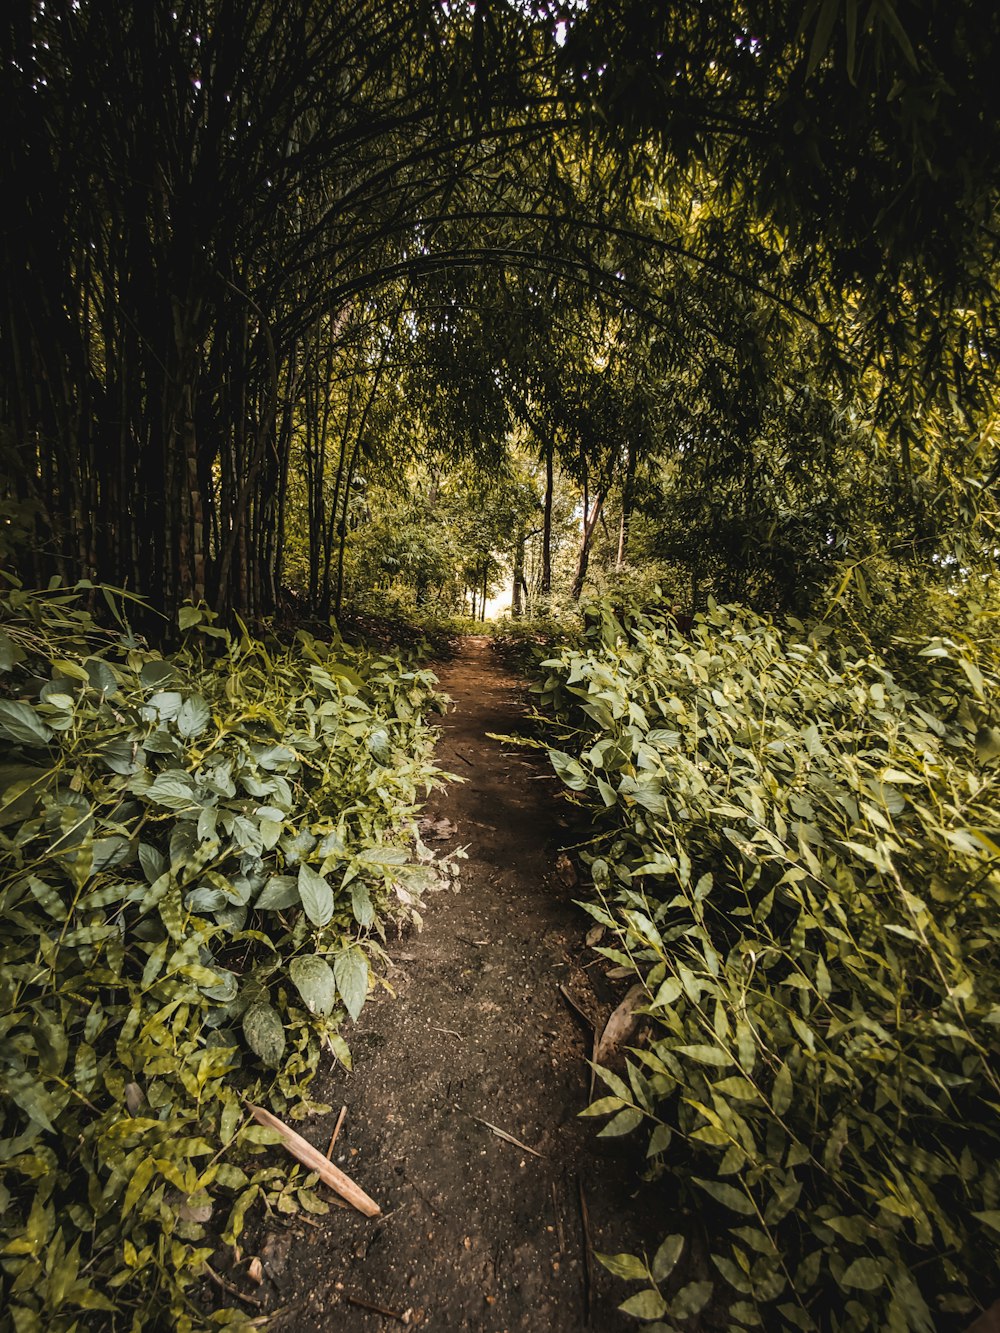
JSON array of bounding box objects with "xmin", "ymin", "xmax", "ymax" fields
[{"xmin": 245, "ymin": 1101, "xmax": 380, "ymax": 1217}]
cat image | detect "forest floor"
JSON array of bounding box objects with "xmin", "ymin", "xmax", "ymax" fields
[{"xmin": 243, "ymin": 636, "xmax": 663, "ymax": 1331}]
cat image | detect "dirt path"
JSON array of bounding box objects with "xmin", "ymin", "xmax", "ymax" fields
[{"xmin": 261, "ymin": 638, "xmax": 657, "ymax": 1331}]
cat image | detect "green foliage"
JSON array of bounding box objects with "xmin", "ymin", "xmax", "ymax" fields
[
  {"xmin": 536, "ymin": 597, "xmax": 1000, "ymax": 1330},
  {"xmin": 0, "ymin": 583, "xmax": 445, "ymax": 1329}
]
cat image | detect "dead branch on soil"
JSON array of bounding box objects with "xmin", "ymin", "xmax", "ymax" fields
[
  {"xmin": 345, "ymin": 1294, "xmax": 415, "ymax": 1323},
  {"xmin": 558, "ymin": 984, "xmax": 601, "ymax": 1098},
  {"xmin": 578, "ymin": 1177, "xmax": 594, "ymax": 1326},
  {"xmin": 203, "ymin": 1262, "xmax": 263, "ymax": 1308},
  {"xmin": 245, "ymin": 1101, "xmax": 380, "ymax": 1217},
  {"xmin": 469, "ymin": 1112, "xmax": 545, "ymax": 1159},
  {"xmin": 551, "ymin": 1179, "xmax": 566, "ymax": 1257},
  {"xmin": 326, "ymin": 1104, "xmax": 348, "ymax": 1158},
  {"xmin": 558, "ymin": 983, "xmax": 596, "ymax": 1034}
]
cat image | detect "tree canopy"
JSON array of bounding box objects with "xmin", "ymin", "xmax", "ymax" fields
[{"xmin": 2, "ymin": 0, "xmax": 999, "ymax": 623}]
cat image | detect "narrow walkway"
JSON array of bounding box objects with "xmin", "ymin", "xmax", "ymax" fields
[{"xmin": 267, "ymin": 638, "xmax": 654, "ymax": 1331}]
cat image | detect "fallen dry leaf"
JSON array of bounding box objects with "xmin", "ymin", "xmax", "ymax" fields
[
  {"xmin": 175, "ymin": 1193, "xmax": 213, "ymax": 1224},
  {"xmin": 420, "ymin": 816, "xmax": 457, "ymax": 840},
  {"xmin": 595, "ymin": 985, "xmax": 646, "ymax": 1063},
  {"xmin": 555, "ymin": 853, "xmax": 577, "ymax": 887},
  {"xmin": 124, "ymin": 1082, "xmax": 146, "ymax": 1115}
]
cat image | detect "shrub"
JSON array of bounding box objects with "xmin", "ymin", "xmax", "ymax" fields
[
  {"xmin": 536, "ymin": 598, "xmax": 1000, "ymax": 1331},
  {"xmin": 0, "ymin": 583, "xmax": 446, "ymax": 1330}
]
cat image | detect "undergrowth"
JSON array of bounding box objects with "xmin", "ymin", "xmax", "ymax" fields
[
  {"xmin": 536, "ymin": 597, "xmax": 1000, "ymax": 1331},
  {"xmin": 0, "ymin": 582, "xmax": 447, "ymax": 1331}
]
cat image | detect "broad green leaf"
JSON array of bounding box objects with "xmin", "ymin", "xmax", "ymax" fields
[
  {"xmin": 619, "ymin": 1289, "xmax": 667, "ymax": 1320},
  {"xmin": 3, "ymin": 1068, "xmax": 57, "ymax": 1132},
  {"xmin": 676, "ymin": 1043, "xmax": 732, "ymax": 1067},
  {"xmin": 549, "ymin": 749, "xmax": 589, "ymax": 791},
  {"xmin": 289, "ymin": 954, "xmax": 337, "ymax": 1016},
  {"xmin": 841, "ymin": 1258, "xmax": 884, "ymax": 1291},
  {"xmin": 327, "ymin": 1033, "xmax": 352, "ymax": 1070},
  {"xmin": 51, "ymin": 657, "xmax": 90, "ymax": 682},
  {"xmin": 598, "ymin": 1252, "xmax": 650, "ymax": 1281},
  {"xmin": 694, "ymin": 1178, "xmax": 756, "ymax": 1215},
  {"xmin": 0, "ymin": 701, "xmax": 52, "ymax": 747},
  {"xmin": 232, "ymin": 815, "xmax": 264, "ymax": 857},
  {"xmin": 146, "ymin": 771, "xmax": 198, "ymax": 810},
  {"xmin": 122, "ymin": 1157, "xmax": 156, "ymax": 1217},
  {"xmin": 147, "ymin": 690, "xmax": 183, "ymax": 720},
  {"xmin": 598, "ymin": 1108, "xmax": 644, "ymax": 1136},
  {"xmin": 351, "ymin": 881, "xmax": 374, "ymax": 928},
  {"xmin": 772, "ymin": 1064, "xmax": 793, "ymax": 1116},
  {"xmin": 140, "ymin": 658, "xmax": 175, "ymax": 688},
  {"xmin": 243, "ymin": 1001, "xmax": 286, "ymax": 1068},
  {"xmin": 646, "ymin": 1124, "xmax": 672, "ymax": 1156},
  {"xmin": 85, "ymin": 658, "xmax": 118, "ymax": 695},
  {"xmin": 298, "ymin": 864, "xmax": 334, "ymax": 927},
  {"xmin": 579, "ymin": 1096, "xmax": 626, "ymax": 1117},
  {"xmin": 138, "ymin": 842, "xmax": 167, "ymax": 885},
  {"xmin": 714, "ymin": 1076, "xmax": 759, "ymax": 1101},
  {"xmin": 334, "ymin": 949, "xmax": 369, "ymax": 1021},
  {"xmin": 651, "ymin": 1234, "xmax": 685, "ymax": 1283},
  {"xmin": 184, "ymin": 885, "xmax": 229, "ymax": 914},
  {"xmin": 366, "ymin": 727, "xmax": 391, "ymax": 765},
  {"xmin": 327, "ymin": 661, "xmax": 364, "ymax": 690},
  {"xmin": 176, "ymin": 694, "xmax": 211, "ymax": 738},
  {"xmin": 256, "ymin": 875, "xmax": 300, "ymax": 911},
  {"xmin": 355, "ymin": 845, "xmax": 409, "ymax": 866},
  {"xmin": 669, "ymin": 1281, "xmax": 713, "ymax": 1318},
  {"xmin": 653, "ymin": 978, "xmax": 683, "ymax": 1007}
]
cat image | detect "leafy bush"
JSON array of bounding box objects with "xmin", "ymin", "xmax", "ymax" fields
[
  {"xmin": 535, "ymin": 598, "xmax": 1000, "ymax": 1331},
  {"xmin": 0, "ymin": 583, "xmax": 446, "ymax": 1330},
  {"xmin": 488, "ymin": 613, "xmax": 574, "ymax": 672}
]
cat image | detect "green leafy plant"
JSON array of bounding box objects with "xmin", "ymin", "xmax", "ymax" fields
[
  {"xmin": 536, "ymin": 597, "xmax": 1000, "ymax": 1331},
  {"xmin": 0, "ymin": 583, "xmax": 446, "ymax": 1330}
]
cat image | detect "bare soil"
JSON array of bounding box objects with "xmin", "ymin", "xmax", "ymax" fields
[{"xmin": 246, "ymin": 637, "xmax": 662, "ymax": 1331}]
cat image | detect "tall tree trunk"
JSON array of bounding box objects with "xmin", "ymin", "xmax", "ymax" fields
[
  {"xmin": 541, "ymin": 438, "xmax": 554, "ymax": 595},
  {"xmin": 572, "ymin": 489, "xmax": 605, "ymax": 601},
  {"xmin": 511, "ymin": 527, "xmax": 526, "ymax": 617}
]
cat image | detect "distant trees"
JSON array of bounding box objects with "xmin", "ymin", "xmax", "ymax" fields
[
  {"xmin": 1, "ymin": 0, "xmax": 578, "ymax": 620},
  {"xmin": 3, "ymin": 0, "xmax": 998, "ymax": 627}
]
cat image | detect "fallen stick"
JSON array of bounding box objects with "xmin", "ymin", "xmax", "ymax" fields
[
  {"xmin": 558, "ymin": 984, "xmax": 601, "ymax": 1099},
  {"xmin": 469, "ymin": 1112, "xmax": 545, "ymax": 1159},
  {"xmin": 558, "ymin": 984, "xmax": 596, "ymax": 1035},
  {"xmin": 578, "ymin": 1176, "xmax": 594, "ymax": 1327},
  {"xmin": 345, "ymin": 1294, "xmax": 411, "ymax": 1323},
  {"xmin": 203, "ymin": 1262, "xmax": 263, "ymax": 1309},
  {"xmin": 245, "ymin": 1101, "xmax": 380, "ymax": 1217},
  {"xmin": 326, "ymin": 1104, "xmax": 348, "ymax": 1158},
  {"xmin": 551, "ymin": 1179, "xmax": 566, "ymax": 1258}
]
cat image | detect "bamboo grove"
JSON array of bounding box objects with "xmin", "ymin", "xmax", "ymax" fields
[{"xmin": 3, "ymin": 0, "xmax": 1000, "ymax": 628}]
